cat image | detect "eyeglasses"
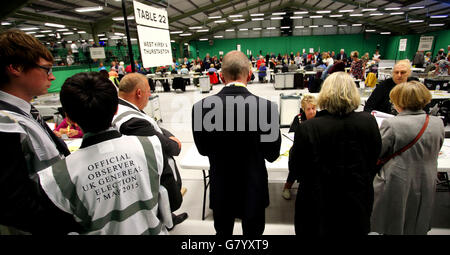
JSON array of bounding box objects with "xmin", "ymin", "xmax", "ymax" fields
[{"xmin": 36, "ymin": 65, "xmax": 53, "ymax": 76}]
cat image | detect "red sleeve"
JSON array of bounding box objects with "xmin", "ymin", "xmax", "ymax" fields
[{"xmin": 54, "ymin": 119, "xmax": 68, "ymax": 131}]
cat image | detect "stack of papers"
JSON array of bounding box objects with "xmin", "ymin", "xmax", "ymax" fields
[{"xmin": 371, "ymin": 110, "xmax": 394, "ymax": 127}]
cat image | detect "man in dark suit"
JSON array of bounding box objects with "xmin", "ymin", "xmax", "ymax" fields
[
  {"xmin": 112, "ymin": 73, "xmax": 188, "ymax": 230},
  {"xmin": 192, "ymin": 51, "xmax": 281, "ymax": 236},
  {"xmin": 336, "ymin": 49, "xmax": 348, "ymax": 62}
]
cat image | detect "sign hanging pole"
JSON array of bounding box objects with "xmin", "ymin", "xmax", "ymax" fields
[{"xmin": 122, "ymin": 0, "xmax": 135, "ymax": 73}]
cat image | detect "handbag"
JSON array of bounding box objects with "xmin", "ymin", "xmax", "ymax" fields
[{"xmin": 376, "ymin": 114, "xmax": 430, "ymax": 169}]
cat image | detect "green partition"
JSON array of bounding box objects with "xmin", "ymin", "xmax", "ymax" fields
[{"xmin": 48, "ymin": 66, "xmax": 95, "ymax": 93}]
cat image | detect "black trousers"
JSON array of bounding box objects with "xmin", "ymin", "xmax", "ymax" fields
[{"xmin": 213, "ymin": 209, "xmax": 265, "ymax": 236}]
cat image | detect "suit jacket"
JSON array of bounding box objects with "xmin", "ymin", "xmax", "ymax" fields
[
  {"xmin": 289, "ymin": 110, "xmax": 381, "ymax": 235},
  {"xmin": 371, "ymin": 110, "xmax": 444, "ymax": 235},
  {"xmin": 192, "ymin": 85, "xmax": 281, "ymax": 218},
  {"xmin": 336, "ymin": 53, "xmax": 348, "ymax": 61},
  {"xmin": 364, "ymin": 77, "xmax": 418, "ymax": 115}
]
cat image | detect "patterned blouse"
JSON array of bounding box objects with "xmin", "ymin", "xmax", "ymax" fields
[{"xmin": 351, "ymin": 59, "xmax": 364, "ymax": 80}]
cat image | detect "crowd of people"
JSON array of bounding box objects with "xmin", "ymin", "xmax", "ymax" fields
[{"xmin": 0, "ymin": 29, "xmax": 446, "ymax": 236}]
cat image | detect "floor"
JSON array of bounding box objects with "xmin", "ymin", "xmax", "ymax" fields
[{"xmin": 149, "ymin": 80, "xmax": 450, "ymax": 235}]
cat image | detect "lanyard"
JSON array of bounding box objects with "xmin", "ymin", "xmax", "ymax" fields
[{"xmin": 226, "ymin": 82, "xmax": 246, "ymax": 88}]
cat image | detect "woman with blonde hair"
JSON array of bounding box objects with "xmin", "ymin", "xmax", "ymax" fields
[
  {"xmin": 371, "ymin": 81, "xmax": 444, "ymax": 235},
  {"xmin": 290, "ymin": 72, "xmax": 381, "ymax": 235},
  {"xmin": 282, "ymin": 95, "xmax": 317, "ymax": 200}
]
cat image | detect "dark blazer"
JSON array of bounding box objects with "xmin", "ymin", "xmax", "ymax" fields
[
  {"xmin": 289, "ymin": 110, "xmax": 381, "ymax": 235},
  {"xmin": 192, "ymin": 86, "xmax": 281, "ymax": 218},
  {"xmin": 117, "ymin": 99, "xmax": 183, "ymax": 211},
  {"xmin": 364, "ymin": 77, "xmax": 418, "ymax": 114},
  {"xmin": 336, "ymin": 52, "xmax": 348, "ymax": 62}
]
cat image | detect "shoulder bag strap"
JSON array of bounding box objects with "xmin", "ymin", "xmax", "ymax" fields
[{"xmin": 377, "ymin": 114, "xmax": 429, "ymax": 166}]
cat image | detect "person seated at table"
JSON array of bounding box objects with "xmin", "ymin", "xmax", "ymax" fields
[
  {"xmin": 38, "ymin": 72, "xmax": 172, "ymax": 234},
  {"xmin": 53, "ymin": 117, "xmax": 83, "ymax": 139},
  {"xmin": 371, "ymin": 81, "xmax": 444, "ymax": 235},
  {"xmin": 258, "ymin": 62, "xmax": 267, "ymax": 83},
  {"xmin": 434, "ymin": 55, "xmax": 450, "ymax": 76},
  {"xmin": 180, "ymin": 64, "xmax": 189, "ymax": 75},
  {"xmin": 208, "ymin": 64, "xmax": 220, "ymax": 84},
  {"xmin": 282, "ymin": 95, "xmax": 317, "ymax": 200},
  {"xmin": 288, "ymin": 60, "xmax": 298, "ymax": 72}
]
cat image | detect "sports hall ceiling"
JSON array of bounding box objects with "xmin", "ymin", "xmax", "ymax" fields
[{"xmin": 0, "ymin": 0, "xmax": 449, "ymax": 44}]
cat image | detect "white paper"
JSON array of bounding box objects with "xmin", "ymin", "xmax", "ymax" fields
[{"xmin": 371, "ymin": 110, "xmax": 394, "ymax": 127}]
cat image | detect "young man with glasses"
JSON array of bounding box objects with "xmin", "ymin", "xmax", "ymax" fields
[{"xmin": 0, "ymin": 29, "xmax": 81, "ymax": 234}]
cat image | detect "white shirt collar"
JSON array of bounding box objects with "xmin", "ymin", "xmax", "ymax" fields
[
  {"xmin": 0, "ymin": 90, "xmax": 32, "ymax": 116},
  {"xmin": 120, "ymin": 97, "xmax": 140, "ymax": 111}
]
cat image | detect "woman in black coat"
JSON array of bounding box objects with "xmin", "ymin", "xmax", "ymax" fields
[{"xmin": 289, "ymin": 72, "xmax": 381, "ymax": 235}]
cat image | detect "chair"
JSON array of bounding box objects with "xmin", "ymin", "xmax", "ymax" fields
[{"xmin": 207, "ymin": 72, "xmax": 219, "ymax": 85}]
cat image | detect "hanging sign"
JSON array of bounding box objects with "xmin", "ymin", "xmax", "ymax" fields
[
  {"xmin": 399, "ymin": 38, "xmax": 407, "ymax": 52},
  {"xmin": 417, "ymin": 36, "xmax": 434, "ymax": 51},
  {"xmin": 133, "ymin": 1, "xmax": 172, "ymax": 67}
]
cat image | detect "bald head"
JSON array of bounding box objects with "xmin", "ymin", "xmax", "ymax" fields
[
  {"xmin": 119, "ymin": 73, "xmax": 147, "ymax": 94},
  {"xmin": 118, "ymin": 73, "xmax": 150, "ymax": 110},
  {"xmin": 392, "ymin": 59, "xmax": 412, "ymax": 85},
  {"xmin": 221, "ymin": 50, "xmax": 251, "ymax": 82}
]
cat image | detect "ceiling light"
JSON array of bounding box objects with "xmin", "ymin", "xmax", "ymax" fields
[
  {"xmin": 294, "ymin": 11, "xmax": 308, "ymax": 15},
  {"xmin": 362, "ymin": 8, "xmax": 377, "ymax": 12},
  {"xmin": 253, "ymin": 28, "xmax": 262, "ymax": 30},
  {"xmin": 48, "ymin": 34, "xmax": 55, "ymax": 36},
  {"xmin": 45, "ymin": 23, "xmax": 65, "ymax": 28},
  {"xmin": 366, "ymin": 29, "xmax": 376, "ymax": 32},
  {"xmin": 350, "ymin": 14, "xmax": 363, "ymax": 16},
  {"xmin": 78, "ymin": 31, "xmax": 86, "ymax": 34},
  {"xmin": 310, "ymin": 15, "xmax": 322, "ymax": 18},
  {"xmin": 20, "ymin": 27, "xmax": 38, "ymax": 31},
  {"xmin": 75, "ymin": 6, "xmax": 103, "ymax": 12},
  {"xmin": 270, "ymin": 17, "xmax": 283, "ymax": 20},
  {"xmin": 214, "ymin": 35, "xmax": 223, "ymax": 38},
  {"xmin": 98, "ymin": 34, "xmax": 105, "ymax": 37},
  {"xmin": 338, "ymin": 24, "xmax": 347, "ymax": 27},
  {"xmin": 189, "ymin": 26, "xmax": 203, "ymax": 29},
  {"xmin": 267, "ymin": 27, "xmax": 276, "ymax": 30},
  {"xmin": 225, "ymin": 29, "xmax": 235, "ymax": 32},
  {"xmin": 252, "ymin": 18, "xmax": 264, "ymax": 21},
  {"xmin": 114, "ymin": 32, "xmax": 124, "ymax": 36},
  {"xmin": 170, "ymin": 40, "xmax": 175, "ymax": 42},
  {"xmin": 370, "ymin": 13, "xmax": 384, "ymax": 16},
  {"xmin": 41, "ymin": 30, "xmax": 52, "ymax": 33},
  {"xmin": 409, "ymin": 6, "xmax": 425, "ymax": 9},
  {"xmin": 26, "ymin": 32, "xmax": 36, "ymax": 34},
  {"xmin": 309, "ymin": 25, "xmax": 318, "ymax": 28},
  {"xmin": 208, "ymin": 16, "xmax": 222, "ymax": 19},
  {"xmin": 339, "ymin": 10, "xmax": 354, "ymax": 13},
  {"xmin": 380, "ymin": 32, "xmax": 391, "ymax": 34},
  {"xmin": 229, "ymin": 14, "xmax": 243, "ymax": 18},
  {"xmin": 390, "ymin": 12, "xmax": 404, "ymax": 15},
  {"xmin": 233, "ymin": 19, "xmax": 245, "ymax": 22},
  {"xmin": 429, "ymin": 24, "xmax": 444, "ymax": 27},
  {"xmin": 112, "ymin": 16, "xmax": 134, "ymax": 21},
  {"xmin": 239, "ymin": 28, "xmax": 248, "ymax": 31},
  {"xmin": 62, "ymin": 32, "xmax": 74, "ymax": 35},
  {"xmin": 280, "ymin": 26, "xmax": 290, "ymax": 29},
  {"xmin": 323, "ymin": 25, "xmax": 333, "ymax": 27},
  {"xmin": 130, "ymin": 38, "xmax": 137, "ymax": 41},
  {"xmin": 250, "ymin": 13, "xmax": 264, "ymax": 16},
  {"xmin": 184, "ymin": 43, "xmax": 188, "ymax": 45},
  {"xmin": 34, "ymin": 35, "xmax": 45, "ymax": 38},
  {"xmin": 330, "ymin": 14, "xmax": 343, "ymax": 17},
  {"xmin": 295, "ymin": 26, "xmax": 304, "ymax": 28},
  {"xmin": 67, "ymin": 41, "xmax": 72, "ymax": 43},
  {"xmin": 272, "ymin": 12, "xmax": 286, "ymax": 15},
  {"xmin": 179, "ymin": 33, "xmax": 192, "ymax": 36},
  {"xmin": 316, "ymin": 10, "xmax": 331, "ymax": 14},
  {"xmin": 352, "ymin": 24, "xmax": 362, "ymax": 26},
  {"xmin": 170, "ymin": 31, "xmax": 183, "ymax": 34},
  {"xmin": 197, "ymin": 29, "xmax": 209, "ymax": 32},
  {"xmin": 215, "ymin": 20, "xmax": 226, "ymax": 23},
  {"xmin": 409, "ymin": 20, "xmax": 424, "ymax": 23},
  {"xmin": 56, "ymin": 28, "xmax": 69, "ymax": 32},
  {"xmin": 199, "ymin": 38, "xmax": 208, "ymax": 41},
  {"xmin": 290, "ymin": 16, "xmax": 303, "ymax": 19},
  {"xmin": 431, "ymin": 15, "xmax": 448, "ymax": 18},
  {"xmin": 385, "ymin": 7, "xmax": 401, "ymax": 10},
  {"xmin": 99, "ymin": 38, "xmax": 108, "ymax": 41},
  {"xmin": 1, "ymin": 22, "xmax": 11, "ymax": 25}
]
